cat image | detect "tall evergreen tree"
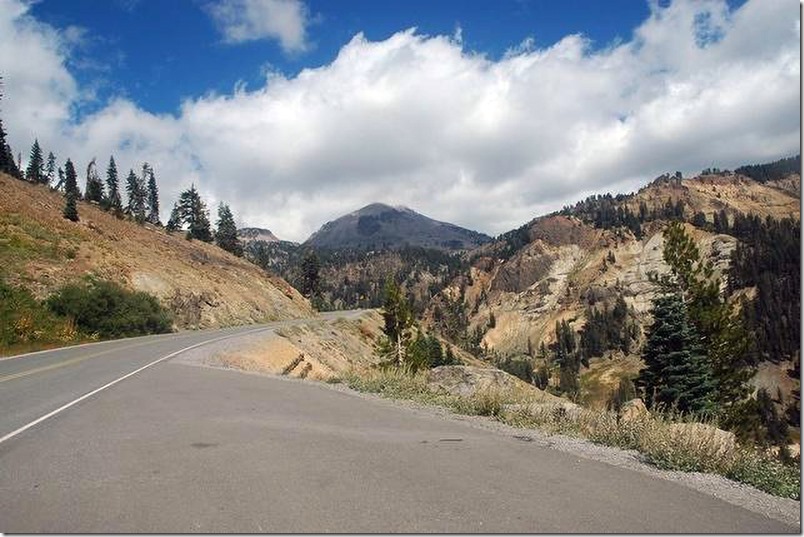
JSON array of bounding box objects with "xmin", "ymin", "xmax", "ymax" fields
[
  {"xmin": 55, "ymin": 166, "xmax": 65, "ymax": 191},
  {"xmin": 379, "ymin": 278, "xmax": 413, "ymax": 367},
  {"xmin": 84, "ymin": 158, "xmax": 104, "ymax": 203},
  {"xmin": 126, "ymin": 169, "xmax": 146, "ymax": 223},
  {"xmin": 62, "ymin": 159, "xmax": 79, "ymax": 222},
  {"xmin": 637, "ymin": 292, "xmax": 716, "ymax": 415},
  {"xmin": 143, "ymin": 163, "xmax": 161, "ymax": 225},
  {"xmin": 104, "ymin": 156, "xmax": 122, "ymax": 215},
  {"xmin": 177, "ymin": 185, "xmax": 212, "ymax": 241},
  {"xmin": 25, "ymin": 139, "xmax": 44, "ymax": 184},
  {"xmin": 0, "ymin": 78, "xmax": 22, "ymax": 179},
  {"xmin": 659, "ymin": 221, "xmax": 754, "ymax": 421},
  {"xmin": 214, "ymin": 203, "xmax": 243, "ymax": 256},
  {"xmin": 166, "ymin": 202, "xmax": 182, "ymax": 232},
  {"xmin": 44, "ymin": 151, "xmax": 56, "ymax": 186},
  {"xmin": 553, "ymin": 320, "xmax": 582, "ymax": 399},
  {"xmin": 299, "ymin": 250, "xmax": 321, "ymax": 299}
]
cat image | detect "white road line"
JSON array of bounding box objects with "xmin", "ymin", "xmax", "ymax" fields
[{"xmin": 0, "ymin": 327, "xmax": 271, "ymax": 446}]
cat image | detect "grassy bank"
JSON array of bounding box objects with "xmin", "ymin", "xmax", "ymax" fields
[{"xmin": 343, "ymin": 367, "xmax": 800, "ymax": 500}]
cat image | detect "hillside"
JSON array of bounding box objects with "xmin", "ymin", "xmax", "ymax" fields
[
  {"xmin": 305, "ymin": 202, "xmax": 492, "ymax": 251},
  {"xmin": 425, "ymin": 169, "xmax": 801, "ymax": 411},
  {"xmin": 0, "ymin": 173, "xmax": 314, "ymax": 329},
  {"xmin": 238, "ymin": 227, "xmax": 281, "ymax": 244}
]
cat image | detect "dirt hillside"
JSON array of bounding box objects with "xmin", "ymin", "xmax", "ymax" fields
[{"xmin": 0, "ymin": 173, "xmax": 313, "ymax": 328}]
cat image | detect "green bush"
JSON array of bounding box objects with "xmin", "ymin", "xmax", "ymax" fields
[
  {"xmin": 47, "ymin": 278, "xmax": 172, "ymax": 338},
  {"xmin": 0, "ymin": 279, "xmax": 76, "ymax": 349}
]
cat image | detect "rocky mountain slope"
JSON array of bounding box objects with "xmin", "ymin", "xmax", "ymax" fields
[
  {"xmin": 0, "ymin": 173, "xmax": 314, "ymax": 329},
  {"xmin": 425, "ymin": 168, "xmax": 801, "ymax": 408},
  {"xmin": 238, "ymin": 227, "xmax": 281, "ymax": 244},
  {"xmin": 305, "ymin": 202, "xmax": 491, "ymax": 251}
]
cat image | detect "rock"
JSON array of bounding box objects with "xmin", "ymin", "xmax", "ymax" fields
[
  {"xmin": 618, "ymin": 398, "xmax": 649, "ymax": 422},
  {"xmin": 666, "ymin": 423, "xmax": 736, "ymax": 456},
  {"xmin": 427, "ymin": 365, "xmax": 525, "ymax": 398}
]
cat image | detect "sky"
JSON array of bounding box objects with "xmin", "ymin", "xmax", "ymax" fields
[{"xmin": 0, "ymin": 0, "xmax": 799, "ymax": 242}]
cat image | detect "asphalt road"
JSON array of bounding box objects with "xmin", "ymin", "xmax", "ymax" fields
[{"xmin": 0, "ymin": 315, "xmax": 797, "ymax": 533}]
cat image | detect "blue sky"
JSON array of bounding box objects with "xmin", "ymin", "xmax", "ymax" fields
[
  {"xmin": 30, "ymin": 0, "xmax": 661, "ymax": 116},
  {"xmin": 1, "ymin": 0, "xmax": 797, "ymax": 241}
]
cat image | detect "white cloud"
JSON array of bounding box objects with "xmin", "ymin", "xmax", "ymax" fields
[
  {"xmin": 0, "ymin": 0, "xmax": 799, "ymax": 242},
  {"xmin": 206, "ymin": 0, "xmax": 312, "ymax": 53}
]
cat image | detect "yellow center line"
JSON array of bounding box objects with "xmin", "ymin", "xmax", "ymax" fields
[{"xmin": 0, "ymin": 333, "xmax": 199, "ymax": 384}]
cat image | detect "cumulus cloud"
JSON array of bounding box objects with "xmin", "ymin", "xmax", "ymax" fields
[
  {"xmin": 206, "ymin": 0, "xmax": 313, "ymax": 53},
  {"xmin": 0, "ymin": 0, "xmax": 799, "ymax": 242}
]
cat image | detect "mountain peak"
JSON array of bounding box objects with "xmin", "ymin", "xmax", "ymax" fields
[{"xmin": 306, "ymin": 203, "xmax": 491, "ymax": 251}]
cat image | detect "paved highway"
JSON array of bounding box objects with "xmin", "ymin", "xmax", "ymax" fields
[{"xmin": 0, "ymin": 315, "xmax": 797, "ymax": 533}]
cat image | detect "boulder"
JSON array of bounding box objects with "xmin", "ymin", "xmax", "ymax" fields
[
  {"xmin": 666, "ymin": 423, "xmax": 736, "ymax": 456},
  {"xmin": 426, "ymin": 365, "xmax": 525, "ymax": 398},
  {"xmin": 618, "ymin": 398, "xmax": 649, "ymax": 422}
]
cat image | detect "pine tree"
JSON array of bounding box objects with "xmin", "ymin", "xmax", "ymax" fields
[
  {"xmin": 177, "ymin": 185, "xmax": 212, "ymax": 242},
  {"xmin": 166, "ymin": 202, "xmax": 182, "ymax": 232},
  {"xmin": 0, "ymin": 78, "xmax": 22, "ymax": 179},
  {"xmin": 637, "ymin": 293, "xmax": 716, "ymax": 415},
  {"xmin": 84, "ymin": 158, "xmax": 104, "ymax": 203},
  {"xmin": 659, "ymin": 221, "xmax": 754, "ymax": 420},
  {"xmin": 25, "ymin": 139, "xmax": 44, "ymax": 184},
  {"xmin": 105, "ymin": 156, "xmax": 122, "ymax": 215},
  {"xmin": 214, "ymin": 203, "xmax": 243, "ymax": 256},
  {"xmin": 55, "ymin": 167, "xmax": 65, "ymax": 191},
  {"xmin": 300, "ymin": 250, "xmax": 321, "ymax": 298},
  {"xmin": 62, "ymin": 159, "xmax": 79, "ymax": 222},
  {"xmin": 380, "ymin": 279, "xmax": 413, "ymax": 367},
  {"xmin": 126, "ymin": 169, "xmax": 146, "ymax": 223},
  {"xmin": 143, "ymin": 163, "xmax": 161, "ymax": 225},
  {"xmin": 553, "ymin": 320, "xmax": 581, "ymax": 399},
  {"xmin": 45, "ymin": 152, "xmax": 56, "ymax": 187}
]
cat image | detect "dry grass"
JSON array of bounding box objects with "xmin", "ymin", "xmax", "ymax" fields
[
  {"xmin": 0, "ymin": 173, "xmax": 313, "ymax": 329},
  {"xmin": 344, "ymin": 367, "xmax": 800, "ymax": 500}
]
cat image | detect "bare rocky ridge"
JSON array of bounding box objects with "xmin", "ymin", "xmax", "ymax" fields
[
  {"xmin": 305, "ymin": 202, "xmax": 492, "ymax": 251},
  {"xmin": 426, "ymin": 172, "xmax": 801, "ymax": 407},
  {"xmin": 0, "ymin": 173, "xmax": 313, "ymax": 329},
  {"xmin": 237, "ymin": 227, "xmax": 281, "ymax": 244}
]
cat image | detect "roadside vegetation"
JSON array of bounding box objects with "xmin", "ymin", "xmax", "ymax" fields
[
  {"xmin": 0, "ymin": 276, "xmax": 172, "ymax": 356},
  {"xmin": 343, "ymin": 367, "xmax": 800, "ymax": 500}
]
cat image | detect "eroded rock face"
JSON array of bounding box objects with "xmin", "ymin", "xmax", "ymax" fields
[{"xmin": 426, "ymin": 365, "xmax": 529, "ymax": 398}]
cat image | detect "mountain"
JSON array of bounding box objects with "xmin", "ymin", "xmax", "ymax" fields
[
  {"xmin": 424, "ymin": 163, "xmax": 801, "ymax": 416},
  {"xmin": 238, "ymin": 227, "xmax": 281, "ymax": 244},
  {"xmin": 304, "ymin": 203, "xmax": 492, "ymax": 251},
  {"xmin": 0, "ymin": 172, "xmax": 313, "ymax": 330}
]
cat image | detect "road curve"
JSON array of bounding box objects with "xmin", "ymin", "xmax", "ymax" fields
[{"xmin": 0, "ymin": 314, "xmax": 797, "ymax": 533}]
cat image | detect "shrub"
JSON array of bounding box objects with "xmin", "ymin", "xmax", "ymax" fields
[
  {"xmin": 47, "ymin": 278, "xmax": 172, "ymax": 338},
  {"xmin": 0, "ymin": 279, "xmax": 76, "ymax": 350}
]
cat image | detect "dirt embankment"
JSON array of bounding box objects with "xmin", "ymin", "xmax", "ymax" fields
[{"xmin": 0, "ymin": 173, "xmax": 313, "ymax": 328}]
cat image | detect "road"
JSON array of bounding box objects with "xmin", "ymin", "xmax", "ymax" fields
[{"xmin": 0, "ymin": 314, "xmax": 797, "ymax": 533}]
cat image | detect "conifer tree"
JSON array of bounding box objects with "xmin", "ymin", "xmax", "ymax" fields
[
  {"xmin": 637, "ymin": 292, "xmax": 715, "ymax": 414},
  {"xmin": 659, "ymin": 221, "xmax": 754, "ymax": 421},
  {"xmin": 105, "ymin": 156, "xmax": 122, "ymax": 215},
  {"xmin": 25, "ymin": 139, "xmax": 44, "ymax": 184},
  {"xmin": 143, "ymin": 163, "xmax": 160, "ymax": 225},
  {"xmin": 55, "ymin": 166, "xmax": 65, "ymax": 191},
  {"xmin": 44, "ymin": 151, "xmax": 56, "ymax": 187},
  {"xmin": 166, "ymin": 202, "xmax": 182, "ymax": 232},
  {"xmin": 300, "ymin": 250, "xmax": 321, "ymax": 298},
  {"xmin": 214, "ymin": 203, "xmax": 243, "ymax": 256},
  {"xmin": 126, "ymin": 169, "xmax": 146, "ymax": 223},
  {"xmin": 62, "ymin": 159, "xmax": 79, "ymax": 222},
  {"xmin": 379, "ymin": 279, "xmax": 413, "ymax": 367},
  {"xmin": 177, "ymin": 185, "xmax": 212, "ymax": 241},
  {"xmin": 84, "ymin": 158, "xmax": 104, "ymax": 203},
  {"xmin": 0, "ymin": 78, "xmax": 22, "ymax": 179}
]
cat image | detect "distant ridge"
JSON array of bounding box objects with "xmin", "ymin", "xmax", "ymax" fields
[
  {"xmin": 304, "ymin": 203, "xmax": 492, "ymax": 251},
  {"xmin": 238, "ymin": 227, "xmax": 281, "ymax": 244}
]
